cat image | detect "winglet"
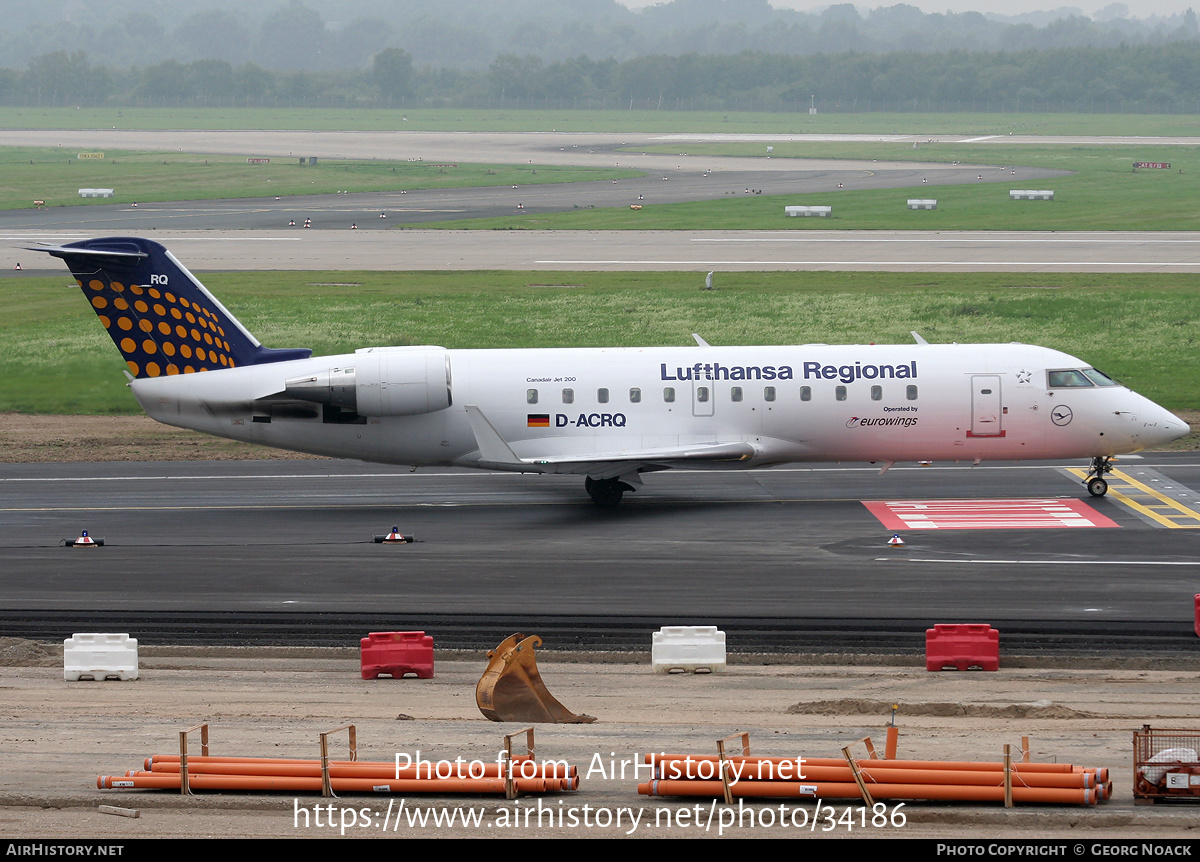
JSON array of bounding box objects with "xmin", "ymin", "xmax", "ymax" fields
[{"xmin": 464, "ymin": 406, "xmax": 523, "ymax": 465}]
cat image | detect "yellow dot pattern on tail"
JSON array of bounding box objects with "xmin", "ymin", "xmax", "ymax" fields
[{"xmin": 81, "ymin": 275, "xmax": 235, "ymax": 378}]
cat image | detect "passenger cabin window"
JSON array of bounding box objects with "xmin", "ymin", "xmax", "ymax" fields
[
  {"xmin": 835, "ymin": 386, "xmax": 847, "ymax": 401},
  {"xmin": 906, "ymin": 385, "xmax": 918, "ymax": 401},
  {"xmin": 663, "ymin": 387, "xmax": 675, "ymax": 403},
  {"xmin": 696, "ymin": 386, "xmax": 710, "ymax": 403},
  {"xmin": 597, "ymin": 388, "xmax": 609, "ymax": 404},
  {"xmin": 730, "ymin": 386, "xmax": 743, "ymax": 402},
  {"xmin": 800, "ymin": 386, "xmax": 812, "ymax": 402},
  {"xmin": 870, "ymin": 385, "xmax": 882, "ymax": 401},
  {"xmin": 629, "ymin": 388, "xmax": 641, "ymax": 403},
  {"xmin": 764, "ymin": 386, "xmax": 776, "ymax": 402},
  {"xmin": 1047, "ymin": 369, "xmax": 1093, "ymax": 388},
  {"xmin": 527, "ymin": 389, "xmax": 538, "ymax": 404},
  {"xmin": 561, "ymin": 388, "xmax": 574, "ymax": 404}
]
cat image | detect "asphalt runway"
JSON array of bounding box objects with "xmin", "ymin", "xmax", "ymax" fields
[
  {"xmin": 11, "ymin": 229, "xmax": 1200, "ymax": 274},
  {"xmin": 3, "ymin": 454, "xmax": 1199, "ymax": 650}
]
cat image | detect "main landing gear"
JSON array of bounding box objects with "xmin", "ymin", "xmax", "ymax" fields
[
  {"xmin": 1084, "ymin": 455, "xmax": 1115, "ymax": 497},
  {"xmin": 584, "ymin": 476, "xmax": 634, "ymax": 507}
]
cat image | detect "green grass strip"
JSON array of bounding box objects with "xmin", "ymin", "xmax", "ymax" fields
[
  {"xmin": 6, "ymin": 107, "xmax": 1200, "ymax": 136},
  {"xmin": 0, "ymin": 147, "xmax": 638, "ymax": 210}
]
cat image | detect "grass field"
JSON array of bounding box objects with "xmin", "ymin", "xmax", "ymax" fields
[
  {"xmin": 0, "ymin": 147, "xmax": 638, "ymax": 210},
  {"xmin": 3, "ymin": 270, "xmax": 1195, "ymax": 415},
  {"xmin": 5, "ymin": 107, "xmax": 1200, "ymax": 136},
  {"xmin": 419, "ymin": 141, "xmax": 1200, "ymax": 231}
]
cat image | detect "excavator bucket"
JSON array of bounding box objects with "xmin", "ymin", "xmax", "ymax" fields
[{"xmin": 476, "ymin": 633, "xmax": 597, "ymax": 724}]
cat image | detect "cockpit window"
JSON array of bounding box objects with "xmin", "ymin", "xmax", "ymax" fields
[
  {"xmin": 1082, "ymin": 367, "xmax": 1119, "ymax": 386},
  {"xmin": 1047, "ymin": 369, "xmax": 1093, "ymax": 388}
]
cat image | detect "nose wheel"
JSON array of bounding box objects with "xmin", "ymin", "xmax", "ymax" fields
[{"xmin": 1084, "ymin": 456, "xmax": 1115, "ymax": 497}]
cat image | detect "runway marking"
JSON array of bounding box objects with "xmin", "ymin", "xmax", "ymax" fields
[
  {"xmin": 1064, "ymin": 468, "xmax": 1200, "ymax": 528},
  {"xmin": 536, "ymin": 260, "xmax": 1200, "ymax": 267},
  {"xmin": 862, "ymin": 498, "xmax": 1118, "ymax": 530},
  {"xmin": 691, "ymin": 237, "xmax": 1200, "ymax": 244},
  {"xmin": 877, "ymin": 558, "xmax": 1200, "ymax": 566},
  {"xmin": 0, "ymin": 234, "xmax": 302, "ymax": 242}
]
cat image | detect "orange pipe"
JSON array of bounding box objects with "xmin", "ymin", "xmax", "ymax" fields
[
  {"xmin": 638, "ymin": 780, "xmax": 1095, "ymax": 805},
  {"xmin": 149, "ymin": 754, "xmax": 532, "ymax": 769},
  {"xmin": 149, "ymin": 760, "xmax": 574, "ymax": 780},
  {"xmin": 647, "ymin": 753, "xmax": 1078, "ymax": 774},
  {"xmin": 649, "ymin": 760, "xmax": 1093, "ymax": 789},
  {"xmin": 101, "ymin": 773, "xmax": 561, "ymax": 794}
]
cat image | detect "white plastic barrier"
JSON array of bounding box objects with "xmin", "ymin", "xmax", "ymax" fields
[
  {"xmin": 1009, "ymin": 190, "xmax": 1054, "ymax": 200},
  {"xmin": 785, "ymin": 206, "xmax": 831, "ymax": 217},
  {"xmin": 907, "ymin": 199, "xmax": 937, "ymax": 210},
  {"xmin": 652, "ymin": 626, "xmax": 726, "ymax": 673},
  {"xmin": 64, "ymin": 633, "xmax": 139, "ymax": 681},
  {"xmin": 78, "ymin": 189, "xmax": 114, "ymax": 198}
]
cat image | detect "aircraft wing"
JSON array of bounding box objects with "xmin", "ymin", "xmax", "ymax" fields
[{"xmin": 464, "ymin": 405, "xmax": 755, "ymax": 475}]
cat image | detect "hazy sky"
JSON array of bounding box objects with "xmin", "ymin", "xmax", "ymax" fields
[{"xmin": 620, "ymin": 1, "xmax": 1194, "ymax": 17}]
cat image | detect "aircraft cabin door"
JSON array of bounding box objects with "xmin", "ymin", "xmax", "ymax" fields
[
  {"xmin": 970, "ymin": 375, "xmax": 1004, "ymax": 437},
  {"xmin": 692, "ymin": 379, "xmax": 714, "ymax": 417}
]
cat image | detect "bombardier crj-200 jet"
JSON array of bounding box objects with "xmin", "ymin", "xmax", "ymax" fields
[{"xmin": 35, "ymin": 237, "xmax": 1189, "ymax": 506}]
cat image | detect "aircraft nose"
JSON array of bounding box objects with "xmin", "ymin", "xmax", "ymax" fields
[{"xmin": 1143, "ymin": 409, "xmax": 1191, "ymax": 448}]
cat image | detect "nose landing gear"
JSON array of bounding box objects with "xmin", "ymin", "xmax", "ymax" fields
[{"xmin": 1084, "ymin": 455, "xmax": 1115, "ymax": 497}]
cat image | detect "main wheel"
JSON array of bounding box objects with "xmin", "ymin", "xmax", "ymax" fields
[
  {"xmin": 585, "ymin": 477, "xmax": 625, "ymax": 507},
  {"xmin": 1086, "ymin": 477, "xmax": 1108, "ymax": 497}
]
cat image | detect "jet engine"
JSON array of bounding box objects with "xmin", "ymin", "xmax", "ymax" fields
[{"xmin": 283, "ymin": 347, "xmax": 452, "ymax": 417}]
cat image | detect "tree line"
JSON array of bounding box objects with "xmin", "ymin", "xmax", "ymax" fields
[
  {"xmin": 5, "ymin": 42, "xmax": 1200, "ymax": 115},
  {"xmin": 0, "ymin": 0, "xmax": 1196, "ymax": 73}
]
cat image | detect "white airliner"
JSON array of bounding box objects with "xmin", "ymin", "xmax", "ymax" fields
[{"xmin": 36, "ymin": 237, "xmax": 1189, "ymax": 506}]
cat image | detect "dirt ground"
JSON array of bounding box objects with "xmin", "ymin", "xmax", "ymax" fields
[
  {"xmin": 1, "ymin": 642, "xmax": 1199, "ymax": 840},
  {"xmin": 0, "ymin": 413, "xmax": 323, "ymax": 463}
]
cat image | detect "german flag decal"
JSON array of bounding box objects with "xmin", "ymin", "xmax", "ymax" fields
[{"xmin": 527, "ymin": 414, "xmax": 550, "ymax": 428}]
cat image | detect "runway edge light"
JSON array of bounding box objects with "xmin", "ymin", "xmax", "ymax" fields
[
  {"xmin": 66, "ymin": 529, "xmax": 103, "ymax": 548},
  {"xmin": 374, "ymin": 525, "xmax": 414, "ymax": 544}
]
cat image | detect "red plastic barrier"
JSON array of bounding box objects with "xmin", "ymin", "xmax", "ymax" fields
[
  {"xmin": 1194, "ymin": 595, "xmax": 1199, "ymax": 639},
  {"xmin": 360, "ymin": 631, "xmax": 434, "ymax": 679},
  {"xmin": 925, "ymin": 624, "xmax": 999, "ymax": 671}
]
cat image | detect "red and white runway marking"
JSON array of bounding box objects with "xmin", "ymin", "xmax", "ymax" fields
[{"xmin": 862, "ymin": 498, "xmax": 1119, "ymax": 530}]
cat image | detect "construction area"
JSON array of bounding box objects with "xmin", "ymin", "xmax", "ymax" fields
[{"xmin": 2, "ymin": 637, "xmax": 1200, "ymax": 839}]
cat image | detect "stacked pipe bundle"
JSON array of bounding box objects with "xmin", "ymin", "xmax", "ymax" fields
[
  {"xmin": 638, "ymin": 753, "xmax": 1111, "ymax": 806},
  {"xmin": 98, "ymin": 754, "xmax": 579, "ymax": 795}
]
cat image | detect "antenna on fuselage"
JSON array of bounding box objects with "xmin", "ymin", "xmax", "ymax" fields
[{"xmin": 911, "ymin": 331, "xmax": 929, "ymax": 345}]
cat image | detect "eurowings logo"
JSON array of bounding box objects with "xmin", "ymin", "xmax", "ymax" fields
[{"xmin": 846, "ymin": 416, "xmax": 919, "ymax": 428}]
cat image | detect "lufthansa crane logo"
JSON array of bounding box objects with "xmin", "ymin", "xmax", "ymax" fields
[{"xmin": 1051, "ymin": 405, "xmax": 1074, "ymax": 426}]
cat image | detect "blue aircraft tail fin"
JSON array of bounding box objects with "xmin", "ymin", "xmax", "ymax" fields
[{"xmin": 34, "ymin": 237, "xmax": 311, "ymax": 379}]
